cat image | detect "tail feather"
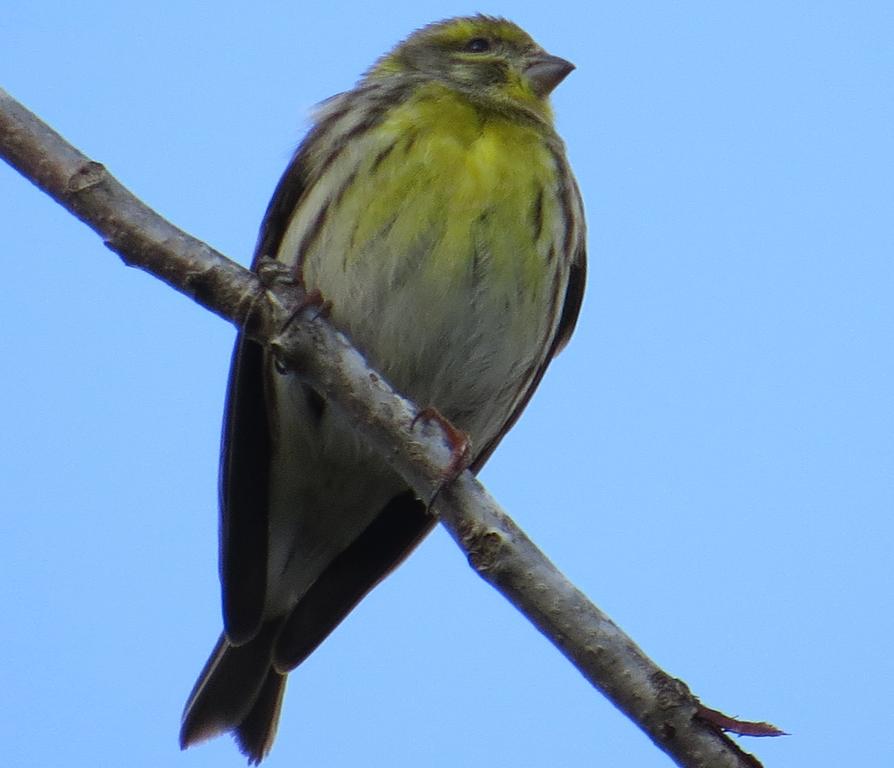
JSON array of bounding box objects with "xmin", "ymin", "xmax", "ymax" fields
[
  {"xmin": 180, "ymin": 623, "xmax": 281, "ymax": 759},
  {"xmin": 234, "ymin": 669, "xmax": 287, "ymax": 764},
  {"xmin": 181, "ymin": 495, "xmax": 435, "ymax": 761}
]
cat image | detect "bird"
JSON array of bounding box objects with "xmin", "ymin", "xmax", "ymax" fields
[{"xmin": 180, "ymin": 15, "xmax": 586, "ymax": 763}]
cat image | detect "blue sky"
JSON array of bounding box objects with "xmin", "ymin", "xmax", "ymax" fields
[{"xmin": 2, "ymin": 3, "xmax": 892, "ymax": 767}]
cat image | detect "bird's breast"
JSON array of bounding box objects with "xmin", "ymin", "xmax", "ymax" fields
[{"xmin": 278, "ymin": 89, "xmax": 568, "ymax": 446}]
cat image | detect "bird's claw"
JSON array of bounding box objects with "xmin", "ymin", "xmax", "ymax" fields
[
  {"xmin": 411, "ymin": 407, "xmax": 472, "ymax": 505},
  {"xmin": 256, "ymin": 256, "xmax": 299, "ymax": 289}
]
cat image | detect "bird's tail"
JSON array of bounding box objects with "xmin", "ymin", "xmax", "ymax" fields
[{"xmin": 180, "ymin": 622, "xmax": 285, "ymax": 765}]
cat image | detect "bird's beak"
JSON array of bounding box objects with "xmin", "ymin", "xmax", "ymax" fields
[{"xmin": 525, "ymin": 54, "xmax": 575, "ymax": 98}]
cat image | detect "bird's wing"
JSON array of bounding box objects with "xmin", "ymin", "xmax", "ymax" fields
[
  {"xmin": 218, "ymin": 141, "xmax": 311, "ymax": 643},
  {"xmin": 220, "ymin": 132, "xmax": 434, "ymax": 647}
]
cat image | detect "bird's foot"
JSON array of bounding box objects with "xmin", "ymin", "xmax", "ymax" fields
[
  {"xmin": 256, "ymin": 257, "xmax": 332, "ymax": 321},
  {"xmin": 256, "ymin": 256, "xmax": 298, "ymax": 288},
  {"xmin": 295, "ymin": 288, "xmax": 333, "ymax": 320},
  {"xmin": 411, "ymin": 407, "xmax": 472, "ymax": 501}
]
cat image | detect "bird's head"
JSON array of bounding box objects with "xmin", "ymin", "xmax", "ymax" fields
[{"xmin": 366, "ymin": 15, "xmax": 574, "ymax": 120}]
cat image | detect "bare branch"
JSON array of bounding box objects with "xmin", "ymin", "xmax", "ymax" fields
[{"xmin": 0, "ymin": 87, "xmax": 773, "ymax": 768}]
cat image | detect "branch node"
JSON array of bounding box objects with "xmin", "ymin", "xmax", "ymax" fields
[
  {"xmin": 652, "ymin": 672, "xmax": 695, "ymax": 713},
  {"xmin": 461, "ymin": 521, "xmax": 507, "ymax": 574},
  {"xmin": 66, "ymin": 160, "xmax": 106, "ymax": 193}
]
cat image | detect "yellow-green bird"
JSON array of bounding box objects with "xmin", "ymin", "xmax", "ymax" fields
[{"xmin": 181, "ymin": 15, "xmax": 586, "ymax": 762}]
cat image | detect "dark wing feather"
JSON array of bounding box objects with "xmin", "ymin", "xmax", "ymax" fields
[
  {"xmin": 220, "ymin": 336, "xmax": 270, "ymax": 644},
  {"xmin": 253, "ymin": 150, "xmax": 311, "ymax": 268},
  {"xmin": 550, "ymin": 243, "xmax": 587, "ymax": 356},
  {"xmin": 219, "ymin": 149, "xmax": 310, "ymax": 644},
  {"xmin": 274, "ymin": 492, "xmax": 433, "ymax": 671}
]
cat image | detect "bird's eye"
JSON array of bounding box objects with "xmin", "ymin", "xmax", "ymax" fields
[{"xmin": 465, "ymin": 37, "xmax": 491, "ymax": 53}]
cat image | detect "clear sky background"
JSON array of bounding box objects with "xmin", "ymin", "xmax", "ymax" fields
[{"xmin": 2, "ymin": 3, "xmax": 892, "ymax": 767}]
